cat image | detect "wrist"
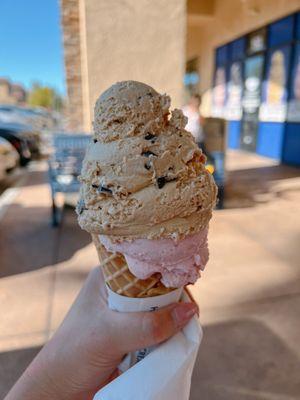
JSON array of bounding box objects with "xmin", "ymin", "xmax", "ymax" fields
[{"xmin": 5, "ymin": 343, "xmax": 65, "ymax": 400}]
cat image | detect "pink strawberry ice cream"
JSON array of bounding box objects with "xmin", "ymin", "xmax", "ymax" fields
[{"xmin": 99, "ymin": 228, "xmax": 208, "ymax": 287}]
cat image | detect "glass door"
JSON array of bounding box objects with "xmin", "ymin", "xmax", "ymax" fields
[{"xmin": 240, "ymin": 54, "xmax": 265, "ymax": 151}]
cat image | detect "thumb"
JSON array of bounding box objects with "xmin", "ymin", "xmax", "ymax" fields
[{"xmin": 112, "ymin": 301, "xmax": 198, "ymax": 354}]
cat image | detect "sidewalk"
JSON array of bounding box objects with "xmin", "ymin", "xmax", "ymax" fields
[
  {"xmin": 190, "ymin": 151, "xmax": 300, "ymax": 399},
  {"xmin": 0, "ymin": 152, "xmax": 300, "ymax": 399},
  {"xmin": 0, "ymin": 162, "xmax": 99, "ymax": 396}
]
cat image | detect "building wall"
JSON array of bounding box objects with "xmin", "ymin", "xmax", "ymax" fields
[
  {"xmin": 80, "ymin": 0, "xmax": 186, "ymax": 131},
  {"xmin": 61, "ymin": 0, "xmax": 299, "ymax": 129},
  {"xmin": 0, "ymin": 79, "xmax": 27, "ymax": 105},
  {"xmin": 0, "ymin": 81, "xmax": 12, "ymax": 104},
  {"xmin": 187, "ymin": 0, "xmax": 300, "ymax": 104},
  {"xmin": 61, "ymin": 0, "xmax": 84, "ymax": 131}
]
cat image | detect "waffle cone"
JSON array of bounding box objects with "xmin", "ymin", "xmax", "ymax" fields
[{"xmin": 92, "ymin": 234, "xmax": 174, "ymax": 298}]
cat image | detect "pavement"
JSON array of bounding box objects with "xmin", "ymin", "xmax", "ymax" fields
[{"xmin": 0, "ymin": 151, "xmax": 299, "ymax": 399}]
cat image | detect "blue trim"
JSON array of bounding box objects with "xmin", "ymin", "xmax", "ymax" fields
[
  {"xmin": 227, "ymin": 121, "xmax": 241, "ymax": 149},
  {"xmin": 229, "ymin": 38, "xmax": 246, "ymax": 61},
  {"xmin": 288, "ymin": 41, "xmax": 300, "ymax": 102},
  {"xmin": 282, "ymin": 123, "xmax": 300, "ymax": 166},
  {"xmin": 268, "ymin": 15, "xmax": 295, "ymax": 48},
  {"xmin": 216, "ymin": 45, "xmax": 229, "ymax": 66},
  {"xmin": 296, "ymin": 12, "xmax": 300, "ymax": 40},
  {"xmin": 257, "ymin": 122, "xmax": 285, "ymax": 159}
]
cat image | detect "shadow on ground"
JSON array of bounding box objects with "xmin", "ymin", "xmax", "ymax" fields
[
  {"xmin": 0, "ymin": 346, "xmax": 42, "ymax": 398},
  {"xmin": 224, "ymin": 164, "xmax": 300, "ymax": 209},
  {"xmin": 191, "ymin": 319, "xmax": 300, "ymax": 400},
  {"xmin": 0, "ymin": 206, "xmax": 91, "ymax": 278},
  {"xmin": 0, "ymin": 167, "xmax": 47, "ymax": 195},
  {"xmin": 20, "ymin": 169, "xmax": 47, "ymax": 188}
]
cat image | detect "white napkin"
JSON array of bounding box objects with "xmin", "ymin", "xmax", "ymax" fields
[{"xmin": 93, "ymin": 288, "xmax": 202, "ymax": 400}]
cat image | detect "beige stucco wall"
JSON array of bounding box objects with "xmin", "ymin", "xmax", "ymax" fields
[
  {"xmin": 187, "ymin": 0, "xmax": 300, "ymax": 110},
  {"xmin": 80, "ymin": 0, "xmax": 186, "ymax": 131}
]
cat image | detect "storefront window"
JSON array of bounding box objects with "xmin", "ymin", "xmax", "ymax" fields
[{"xmin": 213, "ymin": 11, "xmax": 300, "ymax": 163}]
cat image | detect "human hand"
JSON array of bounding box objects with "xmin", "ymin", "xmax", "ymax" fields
[{"xmin": 5, "ymin": 267, "xmax": 198, "ymax": 400}]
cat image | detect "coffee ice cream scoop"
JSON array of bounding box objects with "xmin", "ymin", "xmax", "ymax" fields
[{"xmin": 78, "ymin": 80, "xmax": 217, "ymax": 242}]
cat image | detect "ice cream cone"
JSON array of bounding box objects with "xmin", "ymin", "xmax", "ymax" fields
[
  {"xmin": 77, "ymin": 81, "xmax": 217, "ymax": 293},
  {"xmin": 92, "ymin": 234, "xmax": 175, "ymax": 298}
]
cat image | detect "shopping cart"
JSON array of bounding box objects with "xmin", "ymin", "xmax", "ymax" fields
[{"xmin": 48, "ymin": 133, "xmax": 91, "ymax": 226}]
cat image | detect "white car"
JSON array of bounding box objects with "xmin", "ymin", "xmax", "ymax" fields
[
  {"xmin": 0, "ymin": 137, "xmax": 19, "ymax": 180},
  {"xmin": 0, "ymin": 105, "xmax": 27, "ymax": 125}
]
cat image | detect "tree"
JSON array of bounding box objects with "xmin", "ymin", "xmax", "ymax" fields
[{"xmin": 28, "ymin": 83, "xmax": 63, "ymax": 111}]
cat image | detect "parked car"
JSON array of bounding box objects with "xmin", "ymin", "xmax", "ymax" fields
[
  {"xmin": 0, "ymin": 105, "xmax": 26, "ymax": 125},
  {"xmin": 0, "ymin": 104, "xmax": 55, "ymax": 131},
  {"xmin": 0, "ymin": 137, "xmax": 19, "ymax": 180},
  {"xmin": 0, "ymin": 127, "xmax": 31, "ymax": 166},
  {"xmin": 20, "ymin": 107, "xmax": 55, "ymax": 130},
  {"xmin": 0, "ymin": 122, "xmax": 41, "ymax": 157}
]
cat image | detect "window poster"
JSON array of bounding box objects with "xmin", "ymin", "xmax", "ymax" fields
[
  {"xmin": 287, "ymin": 42, "xmax": 300, "ymax": 122},
  {"xmin": 226, "ymin": 61, "xmax": 243, "ymax": 120},
  {"xmin": 259, "ymin": 45, "xmax": 291, "ymax": 122},
  {"xmin": 212, "ymin": 66, "xmax": 227, "ymax": 118}
]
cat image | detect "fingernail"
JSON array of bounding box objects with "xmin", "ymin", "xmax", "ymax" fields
[{"xmin": 172, "ymin": 303, "xmax": 198, "ymax": 327}]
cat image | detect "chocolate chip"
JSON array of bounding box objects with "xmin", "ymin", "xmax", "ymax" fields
[
  {"xmin": 147, "ymin": 92, "xmax": 153, "ymax": 97},
  {"xmin": 93, "ymin": 139, "xmax": 98, "ymax": 143},
  {"xmin": 144, "ymin": 133, "xmax": 156, "ymax": 141},
  {"xmin": 98, "ymin": 185, "xmax": 113, "ymax": 195},
  {"xmin": 156, "ymin": 175, "xmax": 176, "ymax": 189},
  {"xmin": 144, "ymin": 163, "xmax": 151, "ymax": 170},
  {"xmin": 156, "ymin": 177, "xmax": 166, "ymax": 189},
  {"xmin": 142, "ymin": 150, "xmax": 157, "ymax": 157}
]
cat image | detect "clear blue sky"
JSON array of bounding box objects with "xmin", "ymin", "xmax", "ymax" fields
[{"xmin": 0, "ymin": 0, "xmax": 65, "ymax": 95}]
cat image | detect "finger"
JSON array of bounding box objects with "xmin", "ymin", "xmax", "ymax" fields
[
  {"xmin": 76, "ymin": 267, "xmax": 108, "ymax": 308},
  {"xmin": 112, "ymin": 302, "xmax": 199, "ymax": 354}
]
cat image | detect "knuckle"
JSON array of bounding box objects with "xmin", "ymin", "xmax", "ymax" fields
[{"xmin": 142, "ymin": 313, "xmax": 166, "ymax": 343}]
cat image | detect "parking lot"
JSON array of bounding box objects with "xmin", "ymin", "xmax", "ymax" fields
[{"xmin": 0, "ymin": 151, "xmax": 299, "ymax": 399}]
